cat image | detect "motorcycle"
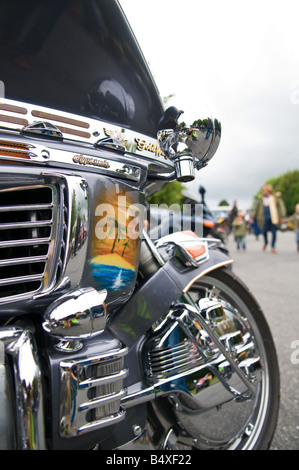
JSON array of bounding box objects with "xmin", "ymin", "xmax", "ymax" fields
[{"xmin": 0, "ymin": 0, "xmax": 279, "ymax": 451}]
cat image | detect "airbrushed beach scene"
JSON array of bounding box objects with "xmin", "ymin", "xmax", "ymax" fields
[{"xmin": 91, "ymin": 187, "xmax": 143, "ymax": 292}]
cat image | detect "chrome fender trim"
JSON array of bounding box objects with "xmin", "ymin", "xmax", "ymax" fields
[{"xmin": 183, "ymin": 259, "xmax": 234, "ymax": 292}]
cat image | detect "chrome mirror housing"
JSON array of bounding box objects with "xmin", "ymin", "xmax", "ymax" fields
[{"xmin": 157, "ymin": 107, "xmax": 221, "ymax": 182}]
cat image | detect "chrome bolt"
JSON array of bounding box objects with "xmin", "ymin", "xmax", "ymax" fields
[
  {"xmin": 133, "ymin": 425, "xmax": 142, "ymax": 437},
  {"xmin": 41, "ymin": 149, "xmax": 50, "ymax": 159}
]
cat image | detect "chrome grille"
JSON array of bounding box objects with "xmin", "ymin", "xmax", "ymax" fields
[
  {"xmin": 0, "ymin": 185, "xmax": 59, "ymax": 301},
  {"xmin": 59, "ymin": 348, "xmax": 128, "ymax": 437},
  {"xmin": 148, "ymin": 340, "xmax": 202, "ymax": 380}
]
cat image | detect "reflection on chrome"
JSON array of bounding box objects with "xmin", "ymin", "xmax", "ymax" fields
[
  {"xmin": 59, "ymin": 347, "xmax": 128, "ymax": 437},
  {"xmin": 43, "ymin": 287, "xmax": 107, "ymax": 352},
  {"xmin": 157, "ymin": 106, "xmax": 221, "ymax": 182},
  {"xmin": 60, "ymin": 175, "xmax": 89, "ymax": 290},
  {"xmin": 5, "ymin": 328, "xmax": 46, "ymax": 450}
]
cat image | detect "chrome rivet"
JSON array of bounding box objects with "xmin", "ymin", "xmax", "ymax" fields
[
  {"xmin": 133, "ymin": 425, "xmax": 142, "ymax": 437},
  {"xmin": 41, "ymin": 149, "xmax": 50, "ymax": 159}
]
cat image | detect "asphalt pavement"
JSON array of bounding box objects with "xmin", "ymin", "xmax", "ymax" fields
[{"xmin": 226, "ymin": 229, "xmax": 299, "ymax": 450}]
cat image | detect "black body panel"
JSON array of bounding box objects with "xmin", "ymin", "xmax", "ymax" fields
[{"xmin": 0, "ymin": 0, "xmax": 163, "ymax": 137}]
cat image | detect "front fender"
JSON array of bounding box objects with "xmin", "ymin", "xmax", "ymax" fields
[{"xmin": 109, "ymin": 248, "xmax": 233, "ymax": 347}]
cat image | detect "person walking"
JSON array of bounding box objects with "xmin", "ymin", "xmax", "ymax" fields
[
  {"xmin": 228, "ymin": 200, "xmax": 238, "ymax": 233},
  {"xmin": 232, "ymin": 211, "xmax": 247, "ymax": 250},
  {"xmin": 253, "ymin": 184, "xmax": 286, "ymax": 253}
]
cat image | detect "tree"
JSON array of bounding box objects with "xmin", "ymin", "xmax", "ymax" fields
[
  {"xmin": 147, "ymin": 181, "xmax": 185, "ymax": 208},
  {"xmin": 122, "ymin": 240, "xmax": 130, "ymax": 256},
  {"xmin": 107, "ymin": 217, "xmax": 126, "ymax": 253},
  {"xmin": 219, "ymin": 199, "xmax": 230, "ymax": 206}
]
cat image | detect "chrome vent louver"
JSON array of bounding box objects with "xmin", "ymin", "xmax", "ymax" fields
[
  {"xmin": 59, "ymin": 348, "xmax": 128, "ymax": 437},
  {"xmin": 148, "ymin": 340, "xmax": 203, "ymax": 380},
  {"xmin": 0, "ymin": 185, "xmax": 62, "ymax": 301},
  {"xmin": 0, "ymin": 139, "xmax": 37, "ymax": 161}
]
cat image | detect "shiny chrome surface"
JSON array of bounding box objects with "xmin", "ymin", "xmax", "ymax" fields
[
  {"xmin": 0, "ymin": 135, "xmax": 142, "ymax": 182},
  {"xmin": 22, "ymin": 121, "xmax": 63, "ymax": 139},
  {"xmin": 59, "ymin": 347, "xmax": 128, "ymax": 437},
  {"xmin": 0, "ymin": 184, "xmax": 60, "ymax": 302},
  {"xmin": 122, "ymin": 296, "xmax": 261, "ymax": 415},
  {"xmin": 0, "ymin": 98, "xmax": 172, "ymax": 170},
  {"xmin": 43, "ymin": 287, "xmax": 107, "ymax": 352},
  {"xmin": 0, "ymin": 327, "xmax": 23, "ymax": 449},
  {"xmin": 5, "ymin": 327, "xmax": 46, "ymax": 449},
  {"xmin": 56, "ymin": 174, "xmax": 89, "ymax": 292},
  {"xmin": 157, "ymin": 106, "xmax": 221, "ymax": 181},
  {"xmin": 146, "ymin": 302, "xmax": 256, "ymax": 399},
  {"xmin": 155, "ymin": 231, "xmax": 209, "ymax": 267},
  {"xmin": 0, "ymin": 173, "xmax": 90, "ymax": 303},
  {"xmin": 122, "ymin": 291, "xmax": 268, "ymax": 451}
]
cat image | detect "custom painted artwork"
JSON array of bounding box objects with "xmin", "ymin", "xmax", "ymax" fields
[{"xmin": 91, "ymin": 185, "xmax": 143, "ymax": 292}]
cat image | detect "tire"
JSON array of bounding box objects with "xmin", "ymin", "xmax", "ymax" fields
[{"xmin": 148, "ymin": 268, "xmax": 280, "ymax": 450}]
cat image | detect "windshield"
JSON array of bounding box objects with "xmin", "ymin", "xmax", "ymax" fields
[{"xmin": 0, "ymin": 0, "xmax": 163, "ymax": 137}]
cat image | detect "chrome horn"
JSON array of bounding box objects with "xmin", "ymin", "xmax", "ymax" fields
[{"xmin": 157, "ymin": 107, "xmax": 221, "ymax": 182}]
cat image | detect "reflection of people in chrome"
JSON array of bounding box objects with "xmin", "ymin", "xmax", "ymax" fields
[{"xmin": 253, "ymin": 184, "xmax": 286, "ymax": 253}]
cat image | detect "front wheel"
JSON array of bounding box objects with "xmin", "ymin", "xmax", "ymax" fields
[{"xmin": 148, "ymin": 268, "xmax": 280, "ymax": 450}]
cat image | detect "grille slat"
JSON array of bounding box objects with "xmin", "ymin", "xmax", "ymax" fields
[
  {"xmin": 0, "ymin": 255, "xmax": 48, "ymax": 267},
  {"xmin": 0, "ymin": 185, "xmax": 61, "ymax": 301},
  {"xmin": 149, "ymin": 340, "xmax": 202, "ymax": 379},
  {"xmin": 0, "ymin": 204, "xmax": 53, "ymax": 212},
  {"xmin": 0, "ymin": 220, "xmax": 52, "ymax": 230},
  {"xmin": 0, "ymin": 273, "xmax": 44, "ymax": 287},
  {"xmin": 0, "ymin": 237, "xmax": 51, "ymax": 248}
]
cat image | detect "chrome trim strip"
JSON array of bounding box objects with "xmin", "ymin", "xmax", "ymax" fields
[
  {"xmin": 0, "ymin": 220, "xmax": 52, "ymax": 230},
  {"xmin": 76, "ymin": 409, "xmax": 126, "ymax": 435},
  {"xmin": 79, "ymin": 369, "xmax": 128, "ymax": 389},
  {"xmin": 0, "ymin": 98, "xmax": 170, "ymax": 166},
  {"xmin": 0, "ymin": 255, "xmax": 48, "ymax": 267},
  {"xmin": 183, "ymin": 260, "xmax": 234, "ymax": 292},
  {"xmin": 0, "ymin": 236, "xmax": 51, "ymax": 248},
  {"xmin": 0, "ymin": 203, "xmax": 53, "ymax": 212},
  {"xmin": 58, "ymin": 174, "xmax": 89, "ymax": 291},
  {"xmin": 78, "ymin": 389, "xmax": 127, "ymax": 412},
  {"xmin": 0, "ymin": 273, "xmax": 44, "ymax": 287}
]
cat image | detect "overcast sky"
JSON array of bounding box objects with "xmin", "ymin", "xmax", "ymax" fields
[{"xmin": 120, "ymin": 0, "xmax": 299, "ymax": 210}]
